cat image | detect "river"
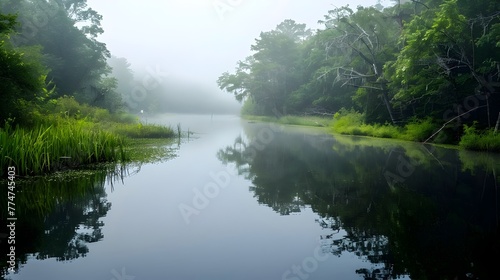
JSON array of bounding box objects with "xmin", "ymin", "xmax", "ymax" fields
[{"xmin": 1, "ymin": 114, "xmax": 499, "ymax": 279}]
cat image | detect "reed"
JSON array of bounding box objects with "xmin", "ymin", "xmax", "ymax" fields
[
  {"xmin": 0, "ymin": 123, "xmax": 128, "ymax": 177},
  {"xmin": 111, "ymin": 122, "xmax": 175, "ymax": 138}
]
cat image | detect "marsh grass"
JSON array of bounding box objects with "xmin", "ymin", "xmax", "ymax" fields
[
  {"xmin": 0, "ymin": 118, "xmax": 175, "ymax": 177},
  {"xmin": 243, "ymin": 115, "xmax": 332, "ymax": 127},
  {"xmin": 31, "ymin": 96, "xmax": 175, "ymax": 139},
  {"xmin": 331, "ymin": 109, "xmax": 439, "ymax": 141},
  {"xmin": 459, "ymin": 124, "xmax": 500, "ymax": 152},
  {"xmin": 110, "ymin": 122, "xmax": 175, "ymax": 138},
  {"xmin": 332, "ymin": 110, "xmax": 401, "ymax": 138},
  {"xmin": 0, "ymin": 123, "xmax": 127, "ymax": 177},
  {"xmin": 1, "ymin": 96, "xmax": 178, "ymax": 178},
  {"xmin": 400, "ymin": 118, "xmax": 437, "ymax": 142},
  {"xmin": 124, "ymin": 138, "xmax": 178, "ymax": 163}
]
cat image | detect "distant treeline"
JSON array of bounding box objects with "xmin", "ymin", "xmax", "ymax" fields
[{"xmin": 218, "ymin": 0, "xmax": 500, "ymax": 131}]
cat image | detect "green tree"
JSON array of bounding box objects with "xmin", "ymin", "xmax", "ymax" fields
[
  {"xmin": 385, "ymin": 0, "xmax": 500, "ymax": 127},
  {"xmin": 218, "ymin": 20, "xmax": 311, "ymax": 115},
  {"xmin": 318, "ymin": 5, "xmax": 402, "ymax": 123},
  {"xmin": 107, "ymin": 56, "xmax": 135, "ymax": 110},
  {"xmin": 0, "ymin": 13, "xmax": 50, "ymax": 124},
  {"xmin": 0, "ymin": 0, "xmax": 119, "ymax": 111}
]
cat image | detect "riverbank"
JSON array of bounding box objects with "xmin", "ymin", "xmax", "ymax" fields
[
  {"xmin": 0, "ymin": 97, "xmax": 178, "ymax": 177},
  {"xmin": 0, "ymin": 121, "xmax": 177, "ymax": 177},
  {"xmin": 242, "ymin": 114, "xmax": 332, "ymax": 127},
  {"xmin": 242, "ymin": 111, "xmax": 500, "ymax": 153}
]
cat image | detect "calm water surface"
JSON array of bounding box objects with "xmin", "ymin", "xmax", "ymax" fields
[{"xmin": 1, "ymin": 114, "xmax": 499, "ymax": 279}]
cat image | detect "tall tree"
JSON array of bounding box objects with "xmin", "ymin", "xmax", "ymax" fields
[
  {"xmin": 318, "ymin": 5, "xmax": 402, "ymax": 123},
  {"xmin": 385, "ymin": 0, "xmax": 500, "ymax": 127},
  {"xmin": 107, "ymin": 56, "xmax": 136, "ymax": 110},
  {"xmin": 0, "ymin": 13, "xmax": 50, "ymax": 124},
  {"xmin": 0, "ymin": 0, "xmax": 118, "ymax": 111},
  {"xmin": 218, "ymin": 20, "xmax": 311, "ymax": 115}
]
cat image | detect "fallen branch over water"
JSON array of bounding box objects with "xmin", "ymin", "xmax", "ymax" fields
[{"xmin": 424, "ymin": 106, "xmax": 486, "ymax": 144}]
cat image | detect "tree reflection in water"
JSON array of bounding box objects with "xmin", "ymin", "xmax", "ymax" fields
[
  {"xmin": 217, "ymin": 123, "xmax": 500, "ymax": 279},
  {"xmin": 0, "ymin": 164, "xmax": 135, "ymax": 276}
]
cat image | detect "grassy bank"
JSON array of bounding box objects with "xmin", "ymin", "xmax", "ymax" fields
[
  {"xmin": 331, "ymin": 109, "xmax": 500, "ymax": 152},
  {"xmin": 244, "ymin": 110, "xmax": 500, "ymax": 153},
  {"xmin": 459, "ymin": 124, "xmax": 500, "ymax": 152},
  {"xmin": 106, "ymin": 122, "xmax": 175, "ymax": 139},
  {"xmin": 243, "ymin": 114, "xmax": 332, "ymax": 127},
  {"xmin": 331, "ymin": 109, "xmax": 437, "ymax": 142},
  {"xmin": 0, "ymin": 97, "xmax": 177, "ymax": 177},
  {"xmin": 0, "ymin": 123, "xmax": 127, "ymax": 177}
]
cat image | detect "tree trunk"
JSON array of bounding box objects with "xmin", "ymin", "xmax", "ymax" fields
[
  {"xmin": 494, "ymin": 112, "xmax": 500, "ymax": 134},
  {"xmin": 382, "ymin": 90, "xmax": 396, "ymax": 124},
  {"xmin": 487, "ymin": 95, "xmax": 491, "ymax": 128}
]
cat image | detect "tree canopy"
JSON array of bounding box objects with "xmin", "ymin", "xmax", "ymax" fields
[
  {"xmin": 218, "ymin": 0, "xmax": 500, "ymax": 131},
  {"xmin": 0, "ymin": 0, "xmax": 122, "ymax": 125}
]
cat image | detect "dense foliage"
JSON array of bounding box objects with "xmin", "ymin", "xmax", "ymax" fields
[
  {"xmin": 0, "ymin": 1, "xmax": 176, "ymax": 175},
  {"xmin": 0, "ymin": 0, "xmax": 122, "ymax": 125},
  {"xmin": 218, "ymin": 0, "xmax": 500, "ymax": 143}
]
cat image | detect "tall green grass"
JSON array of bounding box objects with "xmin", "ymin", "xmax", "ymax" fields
[
  {"xmin": 0, "ymin": 123, "xmax": 127, "ymax": 177},
  {"xmin": 243, "ymin": 115, "xmax": 332, "ymax": 127},
  {"xmin": 331, "ymin": 109, "xmax": 438, "ymax": 141},
  {"xmin": 332, "ymin": 109, "xmax": 402, "ymax": 138},
  {"xmin": 1, "ymin": 96, "xmax": 178, "ymax": 177},
  {"xmin": 459, "ymin": 124, "xmax": 500, "ymax": 152},
  {"xmin": 32, "ymin": 96, "xmax": 176, "ymax": 137},
  {"xmin": 110, "ymin": 122, "xmax": 175, "ymax": 138},
  {"xmin": 400, "ymin": 118, "xmax": 437, "ymax": 142}
]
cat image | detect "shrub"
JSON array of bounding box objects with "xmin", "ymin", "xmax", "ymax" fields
[
  {"xmin": 332, "ymin": 109, "xmax": 401, "ymax": 138},
  {"xmin": 372, "ymin": 123, "xmax": 401, "ymax": 138},
  {"xmin": 401, "ymin": 118, "xmax": 437, "ymax": 142},
  {"xmin": 459, "ymin": 124, "xmax": 500, "ymax": 152},
  {"xmin": 332, "ymin": 108, "xmax": 364, "ymax": 134}
]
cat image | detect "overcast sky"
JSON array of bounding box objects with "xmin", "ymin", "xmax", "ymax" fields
[{"xmin": 86, "ymin": 0, "xmax": 388, "ymax": 110}]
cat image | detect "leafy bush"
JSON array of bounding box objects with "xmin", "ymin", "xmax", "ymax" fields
[
  {"xmin": 332, "ymin": 109, "xmax": 401, "ymax": 138},
  {"xmin": 371, "ymin": 123, "xmax": 401, "ymax": 138},
  {"xmin": 401, "ymin": 118, "xmax": 437, "ymax": 142},
  {"xmin": 46, "ymin": 96, "xmax": 111, "ymax": 122},
  {"xmin": 331, "ymin": 108, "xmax": 438, "ymax": 139},
  {"xmin": 332, "ymin": 108, "xmax": 364, "ymax": 134},
  {"xmin": 459, "ymin": 124, "xmax": 500, "ymax": 152}
]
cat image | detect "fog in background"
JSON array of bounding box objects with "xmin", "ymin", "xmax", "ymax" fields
[{"xmin": 87, "ymin": 0, "xmax": 388, "ymax": 114}]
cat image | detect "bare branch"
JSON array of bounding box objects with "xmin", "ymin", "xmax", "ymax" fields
[{"xmin": 424, "ymin": 105, "xmax": 487, "ymax": 143}]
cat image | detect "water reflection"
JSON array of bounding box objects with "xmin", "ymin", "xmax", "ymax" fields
[
  {"xmin": 217, "ymin": 123, "xmax": 500, "ymax": 279},
  {"xmin": 0, "ymin": 164, "xmax": 135, "ymax": 277}
]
